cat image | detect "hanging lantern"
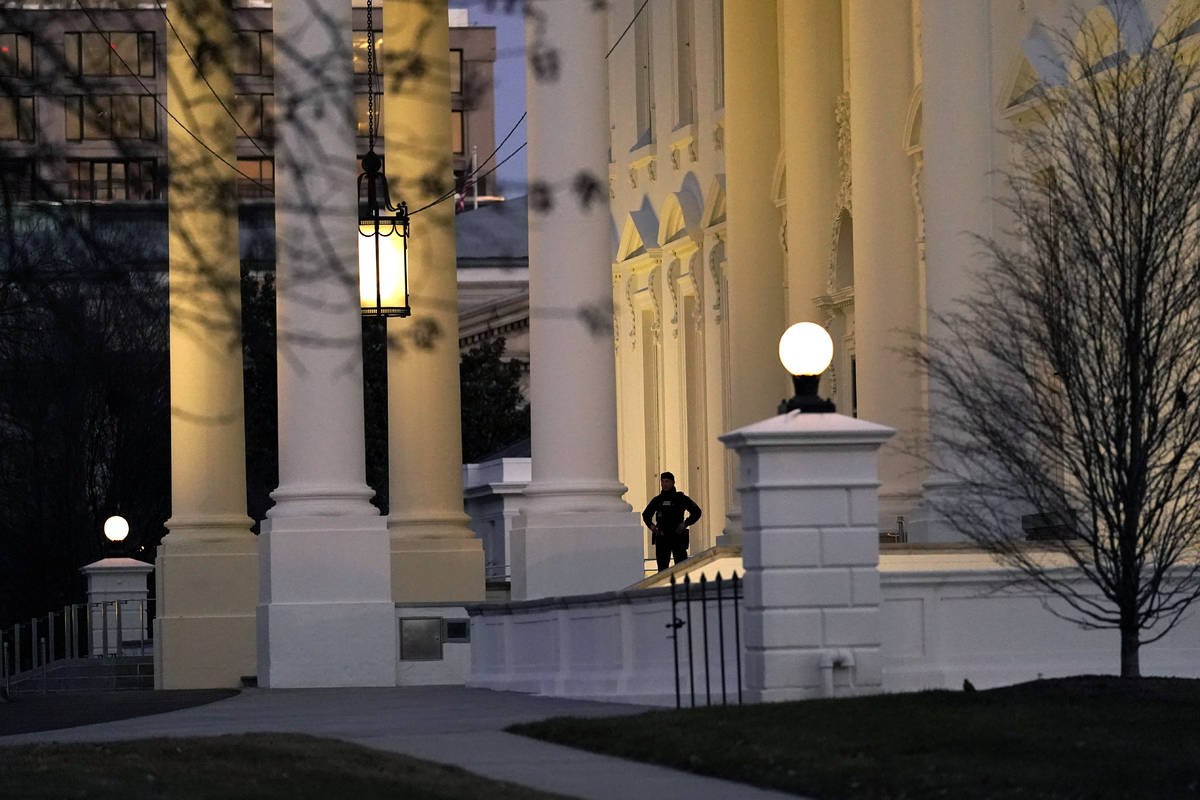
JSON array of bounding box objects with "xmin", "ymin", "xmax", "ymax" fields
[
  {"xmin": 358, "ymin": 0, "xmax": 410, "ymax": 318},
  {"xmin": 358, "ymin": 151, "xmax": 410, "ymax": 318}
]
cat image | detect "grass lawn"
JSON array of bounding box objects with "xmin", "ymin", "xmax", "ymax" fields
[
  {"xmin": 511, "ymin": 677, "xmax": 1200, "ymax": 799},
  {"xmin": 0, "ymin": 733, "xmax": 567, "ymax": 800}
]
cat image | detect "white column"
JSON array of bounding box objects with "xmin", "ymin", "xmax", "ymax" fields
[
  {"xmin": 157, "ymin": 0, "xmax": 257, "ymax": 690},
  {"xmin": 848, "ymin": 0, "xmax": 924, "ymax": 529},
  {"xmin": 717, "ymin": 0, "xmax": 786, "ymax": 547},
  {"xmin": 781, "ymin": 0, "xmax": 842, "ymax": 326},
  {"xmin": 512, "ymin": 0, "xmax": 642, "ymax": 600},
  {"xmin": 721, "ymin": 412, "xmax": 894, "ymax": 702},
  {"xmin": 257, "ymin": 0, "xmax": 396, "ymax": 687},
  {"xmin": 910, "ymin": 0, "xmax": 994, "ymax": 542},
  {"xmin": 384, "ymin": 0, "xmax": 483, "ymax": 603}
]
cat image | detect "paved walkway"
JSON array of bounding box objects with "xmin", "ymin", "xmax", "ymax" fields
[{"xmin": 0, "ymin": 687, "xmax": 802, "ymax": 799}]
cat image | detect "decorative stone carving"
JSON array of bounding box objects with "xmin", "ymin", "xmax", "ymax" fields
[
  {"xmin": 708, "ymin": 236, "xmax": 725, "ymax": 324},
  {"xmin": 688, "ymin": 138, "xmax": 699, "ymax": 163},
  {"xmin": 666, "ymin": 259, "xmax": 681, "ymax": 338},
  {"xmin": 713, "ymin": 123, "xmax": 724, "ymax": 152},
  {"xmin": 835, "ymin": 93, "xmax": 852, "ymax": 211},
  {"xmin": 821, "ymin": 307, "xmax": 838, "ymax": 397},
  {"xmin": 609, "ymin": 174, "xmax": 616, "ymax": 199},
  {"xmin": 647, "ymin": 159, "xmax": 658, "ymax": 183},
  {"xmin": 625, "ymin": 273, "xmax": 637, "ymax": 350},
  {"xmin": 670, "ymin": 148, "xmax": 682, "ymax": 171},
  {"xmin": 646, "ymin": 263, "xmax": 662, "ymax": 343},
  {"xmin": 687, "ymin": 253, "xmax": 704, "ymax": 335},
  {"xmin": 779, "ymin": 218, "xmax": 788, "ymax": 254},
  {"xmin": 912, "ymin": 153, "xmax": 926, "ymax": 282},
  {"xmin": 628, "ymin": 166, "xmax": 638, "ymax": 188},
  {"xmin": 612, "ymin": 271, "xmax": 622, "ymax": 351}
]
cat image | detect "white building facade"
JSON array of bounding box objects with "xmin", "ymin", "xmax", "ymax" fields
[{"xmin": 605, "ymin": 0, "xmax": 1200, "ymax": 548}]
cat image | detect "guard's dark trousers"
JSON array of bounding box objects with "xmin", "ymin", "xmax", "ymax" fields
[{"xmin": 656, "ymin": 531, "xmax": 689, "ymax": 571}]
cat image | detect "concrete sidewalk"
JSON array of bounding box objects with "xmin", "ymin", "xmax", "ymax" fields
[{"xmin": 0, "ymin": 687, "xmax": 802, "ymax": 799}]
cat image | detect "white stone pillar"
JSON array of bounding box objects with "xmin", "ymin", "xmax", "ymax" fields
[
  {"xmin": 512, "ymin": 0, "xmax": 642, "ymax": 600},
  {"xmin": 721, "ymin": 412, "xmax": 894, "ymax": 702},
  {"xmin": 82, "ymin": 558, "xmax": 154, "ymax": 656},
  {"xmin": 781, "ymin": 0, "xmax": 842, "ymax": 326},
  {"xmin": 157, "ymin": 0, "xmax": 258, "ymax": 690},
  {"xmin": 847, "ymin": 0, "xmax": 924, "ymax": 529},
  {"xmin": 257, "ymin": 0, "xmax": 397, "ymax": 687},
  {"xmin": 717, "ymin": 0, "xmax": 786, "ymax": 547},
  {"xmin": 910, "ymin": 0, "xmax": 995, "ymax": 542},
  {"xmin": 384, "ymin": 0, "xmax": 483, "ymax": 603}
]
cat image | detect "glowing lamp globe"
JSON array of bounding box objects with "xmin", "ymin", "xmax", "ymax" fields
[
  {"xmin": 777, "ymin": 323, "xmax": 837, "ymax": 414},
  {"xmin": 103, "ymin": 515, "xmax": 130, "ymax": 543},
  {"xmin": 779, "ymin": 322, "xmax": 834, "ymax": 376}
]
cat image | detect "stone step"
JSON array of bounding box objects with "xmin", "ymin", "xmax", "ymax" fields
[{"xmin": 5, "ymin": 657, "xmax": 154, "ymax": 695}]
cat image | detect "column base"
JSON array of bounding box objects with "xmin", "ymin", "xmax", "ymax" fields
[
  {"xmin": 905, "ymin": 476, "xmax": 973, "ymax": 543},
  {"xmin": 153, "ymin": 534, "xmax": 258, "ymax": 690},
  {"xmin": 511, "ymin": 509, "xmax": 644, "ymax": 600},
  {"xmin": 715, "ymin": 508, "xmax": 744, "ymax": 548},
  {"xmin": 257, "ymin": 515, "xmax": 397, "ymax": 687},
  {"xmin": 390, "ymin": 536, "xmax": 485, "ymax": 603}
]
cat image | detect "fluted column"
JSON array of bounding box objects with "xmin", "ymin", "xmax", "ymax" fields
[
  {"xmin": 384, "ymin": 0, "xmax": 483, "ymax": 602},
  {"xmin": 848, "ymin": 0, "xmax": 924, "ymax": 529},
  {"xmin": 257, "ymin": 0, "xmax": 396, "ymax": 687},
  {"xmin": 157, "ymin": 0, "xmax": 257, "ymax": 689},
  {"xmin": 512, "ymin": 0, "xmax": 642, "ymax": 599},
  {"xmin": 718, "ymin": 0, "xmax": 786, "ymax": 546},
  {"xmin": 912, "ymin": 0, "xmax": 994, "ymax": 541},
  {"xmin": 781, "ymin": 0, "xmax": 842, "ymax": 343}
]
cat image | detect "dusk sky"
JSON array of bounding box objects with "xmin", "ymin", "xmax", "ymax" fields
[{"xmin": 451, "ymin": 0, "xmax": 527, "ymax": 197}]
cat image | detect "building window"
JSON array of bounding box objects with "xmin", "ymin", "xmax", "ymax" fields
[
  {"xmin": 634, "ymin": 4, "xmax": 654, "ymax": 146},
  {"xmin": 237, "ymin": 157, "xmax": 273, "ymax": 199},
  {"xmin": 713, "ymin": 0, "xmax": 724, "ymax": 109},
  {"xmin": 352, "ymin": 29, "xmax": 381, "ymax": 75},
  {"xmin": 450, "ymin": 49, "xmax": 463, "ymax": 94},
  {"xmin": 64, "ymin": 32, "xmax": 155, "ymax": 77},
  {"xmin": 234, "ymin": 93, "xmax": 274, "ymax": 139},
  {"xmin": 674, "ymin": 0, "xmax": 694, "ymax": 126},
  {"xmin": 451, "ymin": 109, "xmax": 464, "ymax": 154},
  {"xmin": 0, "ymin": 159, "xmax": 36, "ymax": 202},
  {"xmin": 0, "ymin": 33, "xmax": 34, "ymax": 77},
  {"xmin": 65, "ymin": 95, "xmax": 157, "ymax": 140},
  {"xmin": 67, "ymin": 159, "xmax": 159, "ymax": 201},
  {"xmin": 235, "ymin": 30, "xmax": 273, "ymax": 76},
  {"xmin": 355, "ymin": 93, "xmax": 383, "ymax": 137},
  {"xmin": 0, "ymin": 97, "xmax": 35, "ymax": 141}
]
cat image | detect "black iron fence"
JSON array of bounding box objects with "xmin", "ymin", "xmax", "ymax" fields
[
  {"xmin": 667, "ymin": 573, "xmax": 743, "ymax": 709},
  {"xmin": 1, "ymin": 600, "xmax": 156, "ymax": 694}
]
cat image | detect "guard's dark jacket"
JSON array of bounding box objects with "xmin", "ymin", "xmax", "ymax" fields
[{"xmin": 641, "ymin": 488, "xmax": 702, "ymax": 541}]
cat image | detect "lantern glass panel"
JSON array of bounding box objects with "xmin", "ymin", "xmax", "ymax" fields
[{"xmin": 358, "ymin": 222, "xmax": 407, "ymax": 311}]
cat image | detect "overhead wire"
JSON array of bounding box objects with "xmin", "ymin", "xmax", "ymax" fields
[
  {"xmin": 606, "ymin": 0, "xmax": 651, "ymax": 60},
  {"xmin": 409, "ymin": 140, "xmax": 527, "ymax": 216},
  {"xmin": 408, "ymin": 111, "xmax": 527, "ymax": 217}
]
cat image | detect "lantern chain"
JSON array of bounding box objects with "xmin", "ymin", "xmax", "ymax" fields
[{"xmin": 366, "ymin": 0, "xmax": 378, "ymax": 151}]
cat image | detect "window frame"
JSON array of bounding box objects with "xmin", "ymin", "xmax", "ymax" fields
[
  {"xmin": 63, "ymin": 31, "xmax": 156, "ymax": 77},
  {"xmin": 0, "ymin": 33, "xmax": 35, "ymax": 78},
  {"xmin": 0, "ymin": 96, "xmax": 35, "ymax": 141}
]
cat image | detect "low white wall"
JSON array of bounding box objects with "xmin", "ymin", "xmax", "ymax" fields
[
  {"xmin": 879, "ymin": 552, "xmax": 1200, "ymax": 691},
  {"xmin": 395, "ymin": 605, "xmax": 473, "ymax": 686},
  {"xmin": 468, "ymin": 584, "xmax": 742, "ymax": 706},
  {"xmin": 467, "ymin": 555, "xmax": 1200, "ymax": 704}
]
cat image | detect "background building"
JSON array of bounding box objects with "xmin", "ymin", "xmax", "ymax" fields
[{"xmin": 0, "ymin": 3, "xmax": 495, "ymax": 203}]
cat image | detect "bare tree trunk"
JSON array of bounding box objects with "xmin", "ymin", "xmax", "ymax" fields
[{"xmin": 1120, "ymin": 615, "xmax": 1140, "ymax": 679}]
